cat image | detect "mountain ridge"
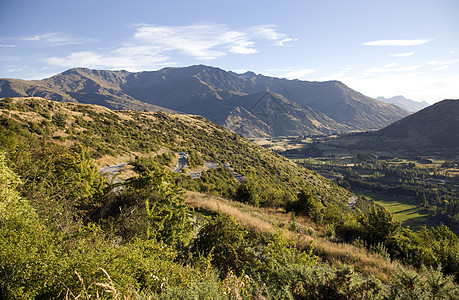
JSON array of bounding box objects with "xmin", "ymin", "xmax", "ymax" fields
[{"xmin": 0, "ymin": 65, "xmax": 410, "ymax": 137}]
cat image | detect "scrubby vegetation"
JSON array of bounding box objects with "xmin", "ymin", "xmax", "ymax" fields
[{"xmin": 1, "ymin": 97, "xmax": 459, "ymax": 299}]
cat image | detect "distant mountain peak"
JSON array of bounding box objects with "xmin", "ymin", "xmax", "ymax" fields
[{"xmin": 377, "ymin": 95, "xmax": 430, "ymax": 112}]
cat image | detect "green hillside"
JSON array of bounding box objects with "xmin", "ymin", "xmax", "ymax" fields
[
  {"xmin": 1, "ymin": 97, "xmax": 458, "ymax": 299},
  {"xmin": 0, "ymin": 97, "xmax": 349, "ymax": 205}
]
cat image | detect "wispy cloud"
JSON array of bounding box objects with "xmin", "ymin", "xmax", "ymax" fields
[
  {"xmin": 0, "ymin": 56, "xmax": 20, "ymax": 62},
  {"xmin": 433, "ymin": 66, "xmax": 449, "ymax": 71},
  {"xmin": 0, "ymin": 44, "xmax": 16, "ymax": 48},
  {"xmin": 6, "ymin": 65, "xmax": 32, "ymax": 74},
  {"xmin": 250, "ymin": 25, "xmax": 298, "ymax": 46},
  {"xmin": 364, "ymin": 64, "xmax": 423, "ymax": 75},
  {"xmin": 21, "ymin": 33, "xmax": 96, "ymax": 46},
  {"xmin": 46, "ymin": 47, "xmax": 171, "ymax": 71},
  {"xmin": 391, "ymin": 52, "xmax": 415, "ymax": 57},
  {"xmin": 45, "ymin": 23, "xmax": 296, "ymax": 70},
  {"xmin": 132, "ymin": 24, "xmax": 260, "ymax": 59},
  {"xmin": 428, "ymin": 59, "xmax": 459, "ymax": 65},
  {"xmin": 384, "ymin": 63, "xmax": 399, "ymax": 68},
  {"xmin": 311, "ymin": 66, "xmax": 353, "ymax": 81},
  {"xmin": 363, "ymin": 39, "xmax": 430, "ymax": 46}
]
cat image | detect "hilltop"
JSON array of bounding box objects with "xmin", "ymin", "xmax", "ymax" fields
[{"xmin": 0, "ymin": 65, "xmax": 409, "ymax": 138}]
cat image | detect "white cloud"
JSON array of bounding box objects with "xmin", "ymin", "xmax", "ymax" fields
[
  {"xmin": 0, "ymin": 44, "xmax": 16, "ymax": 48},
  {"xmin": 264, "ymin": 67, "xmax": 316, "ymax": 80},
  {"xmin": 21, "ymin": 33, "xmax": 96, "ymax": 46},
  {"xmin": 433, "ymin": 66, "xmax": 449, "ymax": 71},
  {"xmin": 7, "ymin": 65, "xmax": 32, "ymax": 73},
  {"xmin": 362, "ymin": 39, "xmax": 430, "ymax": 46},
  {"xmin": 46, "ymin": 47, "xmax": 171, "ymax": 71},
  {"xmin": 45, "ymin": 23, "xmax": 295, "ymax": 70},
  {"xmin": 0, "ymin": 56, "xmax": 20, "ymax": 62},
  {"xmin": 391, "ymin": 52, "xmax": 415, "ymax": 57},
  {"xmin": 312, "ymin": 66, "xmax": 353, "ymax": 82},
  {"xmin": 277, "ymin": 69, "xmax": 316, "ymax": 79},
  {"xmin": 384, "ymin": 63, "xmax": 399, "ymax": 68},
  {"xmin": 274, "ymin": 38, "xmax": 298, "ymax": 46},
  {"xmin": 250, "ymin": 25, "xmax": 298, "ymax": 46},
  {"xmin": 132, "ymin": 24, "xmax": 260, "ymax": 59}
]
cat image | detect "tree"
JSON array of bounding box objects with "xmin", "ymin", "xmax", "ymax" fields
[
  {"xmin": 58, "ymin": 144, "xmax": 106, "ymax": 211},
  {"xmin": 125, "ymin": 164, "xmax": 193, "ymax": 247},
  {"xmin": 362, "ymin": 204, "xmax": 400, "ymax": 245},
  {"xmin": 0, "ymin": 152, "xmax": 56, "ymax": 298},
  {"xmin": 286, "ymin": 189, "xmax": 323, "ymax": 222},
  {"xmin": 52, "ymin": 111, "xmax": 67, "ymax": 128},
  {"xmin": 235, "ymin": 180, "xmax": 261, "ymax": 206}
]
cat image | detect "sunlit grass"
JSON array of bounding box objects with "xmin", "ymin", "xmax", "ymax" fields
[{"xmin": 185, "ymin": 191, "xmax": 401, "ymax": 282}]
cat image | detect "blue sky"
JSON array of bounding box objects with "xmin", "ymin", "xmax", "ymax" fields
[{"xmin": 1, "ymin": 0, "xmax": 458, "ymax": 103}]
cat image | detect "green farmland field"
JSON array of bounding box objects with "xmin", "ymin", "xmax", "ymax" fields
[{"xmin": 352, "ymin": 190, "xmax": 438, "ymax": 231}]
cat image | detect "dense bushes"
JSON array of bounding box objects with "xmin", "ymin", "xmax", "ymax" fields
[{"xmin": 1, "ymin": 147, "xmax": 459, "ymax": 298}]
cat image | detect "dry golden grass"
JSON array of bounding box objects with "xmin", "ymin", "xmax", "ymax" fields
[
  {"xmin": 185, "ymin": 191, "xmax": 402, "ymax": 281},
  {"xmin": 296, "ymin": 235, "xmax": 398, "ymax": 282},
  {"xmin": 186, "ymin": 191, "xmax": 277, "ymax": 234}
]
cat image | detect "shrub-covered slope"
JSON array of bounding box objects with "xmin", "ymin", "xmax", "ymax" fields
[{"xmin": 1, "ymin": 97, "xmax": 459, "ymax": 299}]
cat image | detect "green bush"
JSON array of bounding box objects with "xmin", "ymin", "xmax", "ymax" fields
[
  {"xmin": 191, "ymin": 213, "xmax": 257, "ymax": 277},
  {"xmin": 286, "ymin": 189, "xmax": 324, "ymax": 222},
  {"xmin": 0, "ymin": 152, "xmax": 57, "ymax": 298}
]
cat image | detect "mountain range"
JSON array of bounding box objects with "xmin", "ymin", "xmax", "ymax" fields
[
  {"xmin": 377, "ymin": 95, "xmax": 430, "ymax": 112},
  {"xmin": 0, "ymin": 65, "xmax": 409, "ymax": 137}
]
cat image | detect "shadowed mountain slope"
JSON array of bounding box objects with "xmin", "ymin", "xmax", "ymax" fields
[
  {"xmin": 378, "ymin": 99, "xmax": 459, "ymax": 149},
  {"xmin": 327, "ymin": 99, "xmax": 459, "ymax": 152}
]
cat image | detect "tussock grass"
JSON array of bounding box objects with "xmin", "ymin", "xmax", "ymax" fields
[{"xmin": 185, "ymin": 191, "xmax": 402, "ymax": 281}]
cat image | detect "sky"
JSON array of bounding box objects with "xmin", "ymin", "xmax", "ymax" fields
[{"xmin": 1, "ymin": 0, "xmax": 458, "ymax": 103}]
